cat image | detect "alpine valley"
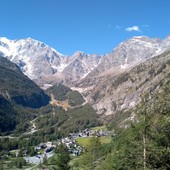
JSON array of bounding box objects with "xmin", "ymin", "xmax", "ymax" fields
[
  {"xmin": 0, "ymin": 35, "xmax": 170, "ymax": 169},
  {"xmin": 0, "ymin": 36, "xmax": 170, "ymax": 116}
]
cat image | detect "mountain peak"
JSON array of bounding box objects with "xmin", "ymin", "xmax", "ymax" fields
[
  {"xmin": 73, "ymin": 51, "xmax": 85, "ymax": 56},
  {"xmin": 0, "ymin": 36, "xmax": 11, "ymax": 42},
  {"xmin": 24, "ymin": 37, "xmax": 64, "ymax": 56},
  {"xmin": 0, "ymin": 37, "xmax": 12, "ymax": 46},
  {"xmin": 132, "ymin": 35, "xmax": 161, "ymax": 44},
  {"xmin": 0, "ymin": 37, "xmax": 65, "ymax": 80},
  {"xmin": 24, "ymin": 37, "xmax": 45, "ymax": 44}
]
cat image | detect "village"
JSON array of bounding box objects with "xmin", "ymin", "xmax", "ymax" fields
[{"xmin": 23, "ymin": 128, "xmax": 110, "ymax": 164}]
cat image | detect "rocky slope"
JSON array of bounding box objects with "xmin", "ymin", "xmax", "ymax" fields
[
  {"xmin": 62, "ymin": 52, "xmax": 101, "ymax": 85},
  {"xmin": 75, "ymin": 36, "xmax": 170, "ymax": 87},
  {"xmin": 79, "ymin": 50, "xmax": 170, "ymax": 115}
]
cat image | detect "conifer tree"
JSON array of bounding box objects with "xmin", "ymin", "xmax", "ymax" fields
[{"xmin": 56, "ymin": 143, "xmax": 70, "ymax": 170}]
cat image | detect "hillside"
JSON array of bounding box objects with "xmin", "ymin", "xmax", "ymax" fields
[
  {"xmin": 0, "ymin": 95, "xmax": 17, "ymax": 132},
  {"xmin": 0, "ymin": 56, "xmax": 50, "ymax": 108},
  {"xmin": 72, "ymin": 81, "xmax": 170, "ymax": 169},
  {"xmin": 0, "ymin": 57, "xmax": 50, "ymax": 133},
  {"xmin": 34, "ymin": 104, "xmax": 102, "ymax": 137},
  {"xmin": 46, "ymin": 83, "xmax": 85, "ymax": 107}
]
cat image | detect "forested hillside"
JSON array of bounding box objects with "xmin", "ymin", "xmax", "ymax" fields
[
  {"xmin": 35, "ymin": 104, "xmax": 102, "ymax": 138},
  {"xmin": 0, "ymin": 57, "xmax": 50, "ymax": 133},
  {"xmin": 0, "ymin": 57, "xmax": 50, "ymax": 108},
  {"xmin": 46, "ymin": 83, "xmax": 85, "ymax": 106}
]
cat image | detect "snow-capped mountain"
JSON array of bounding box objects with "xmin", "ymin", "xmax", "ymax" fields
[
  {"xmin": 62, "ymin": 51, "xmax": 102, "ymax": 85},
  {"xmin": 0, "ymin": 37, "xmax": 67, "ymax": 80},
  {"xmin": 75, "ymin": 35, "xmax": 170, "ymax": 88},
  {"xmin": 93, "ymin": 36, "xmax": 164, "ymax": 75},
  {"xmin": 0, "ymin": 37, "xmax": 102, "ymax": 87},
  {"xmin": 0, "ymin": 35, "xmax": 170, "ymax": 89},
  {"xmin": 72, "ymin": 35, "xmax": 170, "ymax": 115}
]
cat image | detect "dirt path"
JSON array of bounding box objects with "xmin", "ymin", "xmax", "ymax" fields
[{"xmin": 24, "ymin": 117, "xmax": 38, "ymax": 135}]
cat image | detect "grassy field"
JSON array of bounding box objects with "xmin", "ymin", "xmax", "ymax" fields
[
  {"xmin": 100, "ymin": 136, "xmax": 112, "ymax": 144},
  {"xmin": 90, "ymin": 125, "xmax": 107, "ymax": 131},
  {"xmin": 76, "ymin": 136, "xmax": 112, "ymax": 147}
]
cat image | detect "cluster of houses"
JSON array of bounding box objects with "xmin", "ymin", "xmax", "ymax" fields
[
  {"xmin": 32, "ymin": 138, "xmax": 82, "ymax": 156},
  {"xmin": 69, "ymin": 128, "xmax": 109, "ymax": 138},
  {"xmin": 14, "ymin": 128, "xmax": 110, "ymax": 164},
  {"xmin": 33, "ymin": 128, "xmax": 109, "ymax": 157},
  {"xmin": 60, "ymin": 137, "xmax": 83, "ymax": 156},
  {"xmin": 60, "ymin": 128, "xmax": 110, "ymax": 156}
]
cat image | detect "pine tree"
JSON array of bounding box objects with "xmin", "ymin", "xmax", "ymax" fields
[
  {"xmin": 79, "ymin": 137, "xmax": 102, "ymax": 170},
  {"xmin": 43, "ymin": 154, "xmax": 48, "ymax": 165},
  {"xmin": 97, "ymin": 83, "xmax": 170, "ymax": 169},
  {"xmin": 56, "ymin": 143, "xmax": 70, "ymax": 170}
]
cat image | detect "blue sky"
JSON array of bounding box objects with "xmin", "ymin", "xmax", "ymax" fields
[{"xmin": 0, "ymin": 0, "xmax": 170, "ymax": 55}]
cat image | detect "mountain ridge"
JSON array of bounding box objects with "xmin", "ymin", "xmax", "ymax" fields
[
  {"xmin": 0, "ymin": 37, "xmax": 102, "ymax": 87},
  {"xmin": 1, "ymin": 35, "xmax": 170, "ymax": 88},
  {"xmin": 1, "ymin": 35, "xmax": 170, "ymax": 116}
]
